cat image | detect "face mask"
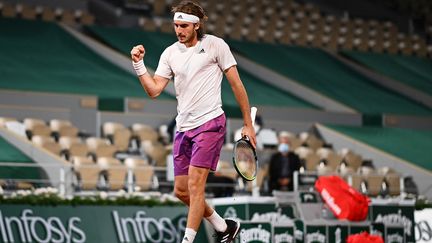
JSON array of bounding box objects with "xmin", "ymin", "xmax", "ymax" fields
[{"xmin": 278, "ymin": 143, "xmax": 289, "ymax": 153}]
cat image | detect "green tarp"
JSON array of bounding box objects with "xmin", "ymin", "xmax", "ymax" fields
[
  {"xmin": 0, "ymin": 136, "xmax": 42, "ymax": 180},
  {"xmin": 342, "ymin": 51, "xmax": 432, "ymax": 96},
  {"xmin": 227, "ymin": 40, "xmax": 432, "ymax": 116},
  {"xmin": 0, "ymin": 18, "xmax": 173, "ymax": 111},
  {"xmin": 327, "ymin": 125, "xmax": 432, "ymax": 171}
]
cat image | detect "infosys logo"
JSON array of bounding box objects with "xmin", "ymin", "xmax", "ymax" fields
[{"xmin": 0, "ymin": 209, "xmax": 85, "ymax": 243}]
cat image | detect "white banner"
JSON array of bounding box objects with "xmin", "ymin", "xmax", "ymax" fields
[{"xmin": 415, "ymin": 208, "xmax": 432, "ymax": 243}]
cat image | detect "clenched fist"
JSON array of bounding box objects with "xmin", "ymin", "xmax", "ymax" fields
[{"xmin": 130, "ymin": 45, "xmax": 145, "ymax": 62}]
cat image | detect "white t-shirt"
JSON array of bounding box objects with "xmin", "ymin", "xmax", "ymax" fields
[{"xmin": 155, "ymin": 34, "xmax": 237, "ymax": 131}]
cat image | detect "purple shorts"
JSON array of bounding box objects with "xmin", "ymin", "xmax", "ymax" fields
[{"xmin": 173, "ymin": 114, "xmax": 226, "ymax": 176}]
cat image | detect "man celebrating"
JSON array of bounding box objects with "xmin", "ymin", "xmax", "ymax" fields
[{"xmin": 130, "ymin": 1, "xmax": 256, "ymax": 242}]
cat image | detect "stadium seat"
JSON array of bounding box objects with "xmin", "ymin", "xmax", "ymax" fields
[
  {"xmin": 73, "ymin": 156, "xmax": 101, "ymax": 190},
  {"xmin": 21, "ymin": 4, "xmax": 37, "ymax": 20},
  {"xmin": 31, "ymin": 135, "xmax": 61, "ymax": 156},
  {"xmin": 59, "ymin": 136, "xmax": 89, "ymax": 161},
  {"xmin": 141, "ymin": 140, "xmax": 167, "ymax": 166},
  {"xmin": 2, "ymin": 3, "xmax": 16, "ymax": 18},
  {"xmin": 98, "ymin": 157, "xmax": 127, "ymax": 191},
  {"xmin": 124, "ymin": 157, "xmax": 154, "ymax": 191},
  {"xmin": 112, "ymin": 128, "xmax": 132, "ymax": 152},
  {"xmin": 366, "ymin": 175, "xmax": 385, "ymax": 196},
  {"xmin": 41, "ymin": 7, "xmax": 56, "ymax": 21},
  {"xmin": 102, "ymin": 122, "xmax": 125, "ymax": 137},
  {"xmin": 132, "ymin": 123, "xmax": 159, "ymax": 143}
]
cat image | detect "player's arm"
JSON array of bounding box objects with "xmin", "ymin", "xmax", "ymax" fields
[
  {"xmin": 130, "ymin": 45, "xmax": 170, "ymax": 99},
  {"xmin": 225, "ymin": 65, "xmax": 257, "ymax": 148}
]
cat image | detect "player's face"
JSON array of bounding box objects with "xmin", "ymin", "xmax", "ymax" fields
[{"xmin": 174, "ymin": 21, "xmax": 198, "ymax": 46}]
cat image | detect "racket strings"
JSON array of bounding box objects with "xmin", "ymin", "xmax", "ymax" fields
[{"xmin": 234, "ymin": 141, "xmax": 257, "ymax": 179}]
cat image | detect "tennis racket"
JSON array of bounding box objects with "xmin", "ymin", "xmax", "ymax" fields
[{"xmin": 232, "ymin": 107, "xmax": 258, "ymax": 181}]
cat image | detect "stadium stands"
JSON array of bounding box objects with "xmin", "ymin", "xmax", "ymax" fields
[
  {"xmin": 228, "ymin": 40, "xmax": 432, "ymax": 115},
  {"xmin": 326, "ymin": 125, "xmax": 432, "ymax": 172},
  {"xmin": 0, "ymin": 18, "xmax": 173, "ymax": 111},
  {"xmin": 0, "ymin": 1, "xmax": 95, "ymax": 25},
  {"xmin": 341, "ymin": 50, "xmax": 432, "ymax": 96}
]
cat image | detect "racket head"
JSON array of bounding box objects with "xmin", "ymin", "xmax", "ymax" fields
[{"xmin": 232, "ymin": 137, "xmax": 258, "ymax": 181}]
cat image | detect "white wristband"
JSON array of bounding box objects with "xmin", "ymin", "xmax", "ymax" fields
[{"xmin": 132, "ymin": 59, "xmax": 147, "ymax": 76}]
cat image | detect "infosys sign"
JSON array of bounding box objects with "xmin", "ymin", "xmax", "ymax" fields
[{"xmin": 0, "ymin": 205, "xmax": 207, "ymax": 243}]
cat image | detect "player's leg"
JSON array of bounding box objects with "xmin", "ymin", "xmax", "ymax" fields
[
  {"xmin": 188, "ymin": 114, "xmax": 240, "ymax": 243},
  {"xmin": 174, "ymin": 174, "xmax": 214, "ymax": 217},
  {"xmin": 185, "ymin": 165, "xmax": 209, "ymax": 230}
]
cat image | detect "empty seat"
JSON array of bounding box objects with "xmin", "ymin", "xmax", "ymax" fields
[
  {"xmin": 294, "ymin": 146, "xmax": 313, "ymax": 160},
  {"xmin": 41, "ymin": 7, "xmax": 56, "ymax": 21},
  {"xmin": 60, "ymin": 9, "xmax": 76, "ymax": 25},
  {"xmin": 304, "ymin": 152, "xmax": 320, "ymax": 171},
  {"xmin": 59, "ymin": 136, "xmax": 89, "ymax": 161},
  {"xmin": 80, "ymin": 11, "xmax": 95, "ymax": 25},
  {"xmin": 141, "ymin": 140, "xmax": 168, "ymax": 166},
  {"xmin": 86, "ymin": 137, "xmax": 117, "ymax": 160},
  {"xmin": 112, "ymin": 128, "xmax": 132, "ymax": 151},
  {"xmin": 102, "ymin": 122, "xmax": 125, "ymax": 137},
  {"xmin": 73, "ymin": 156, "xmax": 101, "ymax": 190},
  {"xmin": 24, "ymin": 118, "xmax": 45, "ymax": 129},
  {"xmin": 21, "ymin": 4, "xmax": 37, "ymax": 19},
  {"xmin": 366, "ymin": 175, "xmax": 385, "ymax": 196},
  {"xmin": 2, "ymin": 3, "xmax": 16, "ymax": 18},
  {"xmin": 50, "ymin": 119, "xmax": 79, "ymax": 138},
  {"xmin": 386, "ymin": 174, "xmax": 401, "ymax": 196},
  {"xmin": 98, "ymin": 157, "xmax": 127, "ymax": 191},
  {"xmin": 132, "ymin": 123, "xmax": 159, "ymax": 142},
  {"xmin": 31, "ymin": 135, "xmax": 61, "ymax": 156},
  {"xmin": 134, "ymin": 165, "xmax": 154, "ymax": 191}
]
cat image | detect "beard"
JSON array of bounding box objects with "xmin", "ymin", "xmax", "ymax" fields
[{"xmin": 177, "ymin": 30, "xmax": 197, "ymax": 44}]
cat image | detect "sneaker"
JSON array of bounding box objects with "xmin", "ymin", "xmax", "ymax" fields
[{"xmin": 215, "ymin": 219, "xmax": 240, "ymax": 243}]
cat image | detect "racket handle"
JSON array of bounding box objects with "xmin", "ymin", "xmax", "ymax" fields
[{"xmin": 250, "ymin": 106, "xmax": 257, "ymax": 127}]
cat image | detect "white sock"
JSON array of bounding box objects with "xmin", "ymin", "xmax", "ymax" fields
[
  {"xmin": 182, "ymin": 228, "xmax": 197, "ymax": 243},
  {"xmin": 206, "ymin": 210, "xmax": 228, "ymax": 232}
]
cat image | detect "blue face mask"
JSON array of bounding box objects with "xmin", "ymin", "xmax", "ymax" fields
[{"xmin": 278, "ymin": 143, "xmax": 289, "ymax": 153}]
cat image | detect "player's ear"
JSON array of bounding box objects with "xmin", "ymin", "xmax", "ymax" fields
[{"xmin": 194, "ymin": 23, "xmax": 199, "ymax": 30}]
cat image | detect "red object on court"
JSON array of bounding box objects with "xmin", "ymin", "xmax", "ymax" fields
[
  {"xmin": 315, "ymin": 175, "xmax": 369, "ymax": 221},
  {"xmin": 346, "ymin": 232, "xmax": 384, "ymax": 243}
]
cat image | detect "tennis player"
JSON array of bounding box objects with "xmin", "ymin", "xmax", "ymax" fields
[{"xmin": 130, "ymin": 1, "xmax": 256, "ymax": 242}]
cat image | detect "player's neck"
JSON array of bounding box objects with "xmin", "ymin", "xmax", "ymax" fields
[{"xmin": 183, "ymin": 36, "xmax": 199, "ymax": 48}]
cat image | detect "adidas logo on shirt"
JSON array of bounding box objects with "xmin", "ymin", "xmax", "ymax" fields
[{"xmin": 199, "ymin": 48, "xmax": 205, "ymax": 54}]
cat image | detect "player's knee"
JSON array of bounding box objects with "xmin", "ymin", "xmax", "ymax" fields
[
  {"xmin": 174, "ymin": 186, "xmax": 189, "ymax": 201},
  {"xmin": 188, "ymin": 178, "xmax": 204, "ymax": 195}
]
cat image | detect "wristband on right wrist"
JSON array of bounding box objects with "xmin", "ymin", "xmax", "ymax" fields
[{"xmin": 132, "ymin": 59, "xmax": 147, "ymax": 76}]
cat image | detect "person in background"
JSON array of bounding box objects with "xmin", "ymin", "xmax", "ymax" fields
[{"xmin": 268, "ymin": 131, "xmax": 301, "ymax": 193}]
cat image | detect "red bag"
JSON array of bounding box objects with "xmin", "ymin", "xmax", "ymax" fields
[
  {"xmin": 347, "ymin": 232, "xmax": 384, "ymax": 243},
  {"xmin": 315, "ymin": 175, "xmax": 369, "ymax": 221}
]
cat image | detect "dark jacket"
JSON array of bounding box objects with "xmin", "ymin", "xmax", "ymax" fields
[{"xmin": 268, "ymin": 151, "xmax": 301, "ymax": 192}]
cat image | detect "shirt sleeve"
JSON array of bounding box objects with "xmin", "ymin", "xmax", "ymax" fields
[
  {"xmin": 155, "ymin": 47, "xmax": 173, "ymax": 79},
  {"xmin": 216, "ymin": 38, "xmax": 237, "ymax": 71}
]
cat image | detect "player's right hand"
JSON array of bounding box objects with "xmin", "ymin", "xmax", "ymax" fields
[{"xmin": 130, "ymin": 45, "xmax": 145, "ymax": 62}]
